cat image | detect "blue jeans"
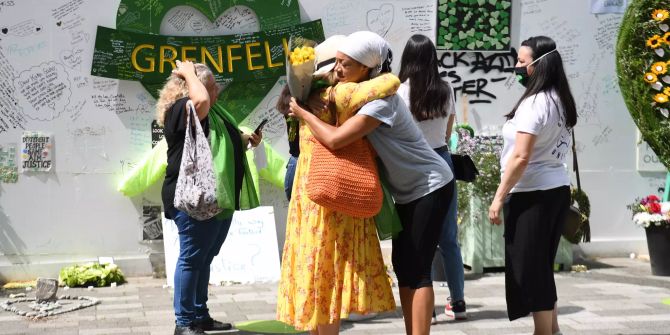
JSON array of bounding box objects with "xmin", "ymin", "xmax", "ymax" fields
[
  {"xmin": 435, "ymin": 149, "xmax": 465, "ymax": 301},
  {"xmin": 173, "ymin": 211, "xmax": 233, "ymax": 327},
  {"xmin": 284, "ymin": 155, "xmax": 298, "ymax": 201}
]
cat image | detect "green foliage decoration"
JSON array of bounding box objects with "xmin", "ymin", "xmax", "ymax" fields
[
  {"xmin": 616, "ymin": 0, "xmax": 670, "ymax": 170},
  {"xmin": 58, "ymin": 263, "xmax": 126, "ymax": 288}
]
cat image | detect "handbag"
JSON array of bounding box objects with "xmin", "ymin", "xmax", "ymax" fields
[
  {"xmin": 173, "ymin": 100, "xmax": 222, "ymax": 221},
  {"xmin": 451, "ymin": 153, "xmax": 479, "ymax": 182},
  {"xmin": 307, "ymin": 136, "xmax": 383, "ymax": 218},
  {"xmin": 562, "ymin": 130, "xmax": 590, "ymax": 244}
]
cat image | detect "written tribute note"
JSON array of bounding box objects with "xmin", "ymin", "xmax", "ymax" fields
[
  {"xmin": 21, "ymin": 132, "xmax": 53, "ymax": 172},
  {"xmin": 14, "ymin": 62, "xmax": 71, "ymax": 121}
]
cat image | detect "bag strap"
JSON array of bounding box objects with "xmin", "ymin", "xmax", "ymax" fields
[
  {"xmin": 185, "ymin": 100, "xmax": 200, "ymax": 161},
  {"xmin": 571, "ymin": 129, "xmax": 581, "ymax": 191}
]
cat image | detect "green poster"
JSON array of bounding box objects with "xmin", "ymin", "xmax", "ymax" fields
[
  {"xmin": 91, "ymin": 20, "xmax": 325, "ymax": 86},
  {"xmin": 116, "ymin": 0, "xmax": 300, "ymax": 35},
  {"xmin": 436, "ymin": 0, "xmax": 512, "ymax": 51}
]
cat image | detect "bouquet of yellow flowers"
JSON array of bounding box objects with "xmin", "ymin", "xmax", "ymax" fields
[
  {"xmin": 286, "ymin": 36, "xmax": 316, "ymax": 102},
  {"xmin": 285, "ymin": 37, "xmax": 317, "ymax": 141}
]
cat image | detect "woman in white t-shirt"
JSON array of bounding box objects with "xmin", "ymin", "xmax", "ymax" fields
[
  {"xmin": 398, "ymin": 34, "xmax": 467, "ymax": 321},
  {"xmin": 488, "ymin": 36, "xmax": 577, "ymax": 335}
]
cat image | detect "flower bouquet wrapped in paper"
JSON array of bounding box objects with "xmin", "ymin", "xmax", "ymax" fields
[
  {"xmin": 286, "ymin": 36, "xmax": 317, "ymax": 101},
  {"xmin": 285, "ymin": 36, "xmax": 317, "ymax": 141}
]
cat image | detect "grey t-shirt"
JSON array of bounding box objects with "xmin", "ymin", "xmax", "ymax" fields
[{"xmin": 359, "ymin": 95, "xmax": 453, "ymax": 204}]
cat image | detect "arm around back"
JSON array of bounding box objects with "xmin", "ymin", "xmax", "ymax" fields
[{"xmin": 288, "ymin": 97, "xmax": 382, "ymax": 150}]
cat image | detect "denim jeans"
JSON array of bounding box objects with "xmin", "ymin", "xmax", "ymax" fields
[
  {"xmin": 284, "ymin": 155, "xmax": 298, "ymax": 201},
  {"xmin": 435, "ymin": 148, "xmax": 465, "ymax": 301},
  {"xmin": 173, "ymin": 211, "xmax": 233, "ymax": 327}
]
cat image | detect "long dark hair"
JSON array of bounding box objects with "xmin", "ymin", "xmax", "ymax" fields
[
  {"xmin": 399, "ymin": 34, "xmax": 452, "ymax": 121},
  {"xmin": 507, "ymin": 36, "xmax": 577, "ymax": 128}
]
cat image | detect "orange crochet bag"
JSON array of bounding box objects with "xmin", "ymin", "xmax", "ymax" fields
[{"xmin": 307, "ymin": 137, "xmax": 383, "ymax": 218}]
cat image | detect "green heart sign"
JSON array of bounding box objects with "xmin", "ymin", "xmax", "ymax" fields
[
  {"xmin": 101, "ymin": 0, "xmax": 322, "ymax": 122},
  {"xmin": 436, "ymin": 0, "xmax": 512, "ymax": 51},
  {"xmin": 617, "ymin": 0, "xmax": 670, "ymax": 169}
]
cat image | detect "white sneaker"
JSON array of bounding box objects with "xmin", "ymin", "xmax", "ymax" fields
[{"xmin": 344, "ymin": 312, "xmax": 377, "ymax": 322}]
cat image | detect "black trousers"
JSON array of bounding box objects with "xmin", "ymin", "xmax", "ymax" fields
[
  {"xmin": 392, "ymin": 181, "xmax": 454, "ymax": 289},
  {"xmin": 503, "ymin": 186, "xmax": 570, "ymax": 321}
]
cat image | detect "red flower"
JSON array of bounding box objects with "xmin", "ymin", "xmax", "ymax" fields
[
  {"xmin": 647, "ymin": 195, "xmax": 660, "ymax": 203},
  {"xmin": 647, "ymin": 202, "xmax": 662, "ymax": 214}
]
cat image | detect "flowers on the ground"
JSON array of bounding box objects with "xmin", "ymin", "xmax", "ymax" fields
[
  {"xmin": 652, "ymin": 9, "xmax": 670, "ymax": 21},
  {"xmin": 628, "ymin": 195, "xmax": 670, "ymax": 228},
  {"xmin": 455, "ymin": 130, "xmax": 503, "ymax": 221}
]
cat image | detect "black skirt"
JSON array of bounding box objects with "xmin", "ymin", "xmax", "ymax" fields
[{"xmin": 503, "ymin": 185, "xmax": 570, "ymax": 321}]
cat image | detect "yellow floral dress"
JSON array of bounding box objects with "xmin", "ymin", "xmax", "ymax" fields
[{"xmin": 277, "ymin": 73, "xmax": 400, "ymax": 331}]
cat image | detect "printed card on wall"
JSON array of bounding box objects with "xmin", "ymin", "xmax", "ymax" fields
[
  {"xmin": 21, "ymin": 132, "xmax": 53, "ymax": 172},
  {"xmin": 437, "ymin": 0, "xmax": 512, "ymax": 51},
  {"xmin": 142, "ymin": 203, "xmax": 163, "ymax": 240},
  {"xmin": 590, "ymin": 0, "xmax": 627, "ymax": 14},
  {"xmin": 0, "ymin": 143, "xmax": 18, "ymax": 183},
  {"xmin": 151, "ymin": 120, "xmax": 164, "ymax": 148}
]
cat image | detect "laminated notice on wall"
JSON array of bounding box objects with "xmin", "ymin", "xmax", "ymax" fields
[
  {"xmin": 21, "ymin": 131, "xmax": 54, "ymax": 172},
  {"xmin": 0, "ymin": 143, "xmax": 18, "ymax": 183},
  {"xmin": 590, "ymin": 0, "xmax": 627, "ymax": 14}
]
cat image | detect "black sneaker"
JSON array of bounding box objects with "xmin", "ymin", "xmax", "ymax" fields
[
  {"xmin": 444, "ymin": 298, "xmax": 467, "ymax": 320},
  {"xmin": 174, "ymin": 325, "xmax": 205, "ymax": 335},
  {"xmin": 193, "ymin": 317, "xmax": 233, "ymax": 331}
]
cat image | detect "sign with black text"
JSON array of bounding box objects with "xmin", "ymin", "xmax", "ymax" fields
[{"xmin": 21, "ymin": 132, "xmax": 53, "ymax": 172}]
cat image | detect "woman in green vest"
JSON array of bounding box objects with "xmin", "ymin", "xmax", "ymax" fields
[{"xmin": 156, "ymin": 60, "xmax": 260, "ymax": 335}]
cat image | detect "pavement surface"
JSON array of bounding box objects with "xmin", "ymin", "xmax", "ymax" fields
[{"xmin": 1, "ymin": 257, "xmax": 670, "ymax": 335}]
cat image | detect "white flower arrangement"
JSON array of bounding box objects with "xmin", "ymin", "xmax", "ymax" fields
[{"xmin": 632, "ymin": 212, "xmax": 670, "ymax": 228}]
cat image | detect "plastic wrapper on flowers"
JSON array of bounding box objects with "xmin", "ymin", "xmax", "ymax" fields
[{"xmin": 285, "ymin": 36, "xmax": 317, "ymax": 102}]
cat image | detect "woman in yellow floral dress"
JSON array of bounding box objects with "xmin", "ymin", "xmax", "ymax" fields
[{"xmin": 276, "ymin": 36, "xmax": 399, "ymax": 334}]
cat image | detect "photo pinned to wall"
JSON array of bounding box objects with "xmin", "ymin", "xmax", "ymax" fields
[
  {"xmin": 151, "ymin": 120, "xmax": 164, "ymax": 148},
  {"xmin": 21, "ymin": 132, "xmax": 53, "ymax": 173},
  {"xmin": 142, "ymin": 202, "xmax": 163, "ymax": 240},
  {"xmin": 0, "ymin": 143, "xmax": 18, "ymax": 183},
  {"xmin": 436, "ymin": 0, "xmax": 512, "ymax": 51},
  {"xmin": 591, "ymin": 0, "xmax": 628, "ymax": 14}
]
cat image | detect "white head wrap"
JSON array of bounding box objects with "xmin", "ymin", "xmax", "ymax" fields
[{"xmin": 338, "ymin": 31, "xmax": 391, "ymax": 78}]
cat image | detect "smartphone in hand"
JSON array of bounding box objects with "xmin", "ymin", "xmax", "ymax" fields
[{"xmin": 254, "ymin": 118, "xmax": 269, "ymax": 134}]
